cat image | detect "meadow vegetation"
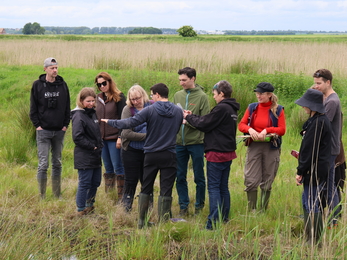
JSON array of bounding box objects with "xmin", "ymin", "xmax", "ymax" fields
[{"xmin": 0, "ymin": 35, "xmax": 347, "ymax": 259}]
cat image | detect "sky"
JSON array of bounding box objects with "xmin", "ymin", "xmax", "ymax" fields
[{"xmin": 1, "ymin": 0, "xmax": 347, "ymax": 31}]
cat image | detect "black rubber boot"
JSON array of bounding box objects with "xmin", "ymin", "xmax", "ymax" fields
[
  {"xmin": 38, "ymin": 178, "xmax": 47, "ymax": 199},
  {"xmin": 122, "ymin": 193, "xmax": 134, "ymax": 212},
  {"xmin": 260, "ymin": 189, "xmax": 271, "ymax": 212},
  {"xmin": 138, "ymin": 193, "xmax": 151, "ymax": 229},
  {"xmin": 247, "ymin": 190, "xmax": 257, "ymax": 211},
  {"xmin": 52, "ymin": 175, "xmax": 61, "ymax": 198},
  {"xmin": 158, "ymin": 196, "xmax": 172, "ymax": 222}
]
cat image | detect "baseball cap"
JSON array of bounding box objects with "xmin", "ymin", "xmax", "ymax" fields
[{"xmin": 44, "ymin": 57, "xmax": 58, "ymax": 67}]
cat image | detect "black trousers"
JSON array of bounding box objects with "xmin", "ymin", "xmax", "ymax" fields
[
  {"xmin": 122, "ymin": 146, "xmax": 145, "ymax": 197},
  {"xmin": 141, "ymin": 150, "xmax": 177, "ymax": 197}
]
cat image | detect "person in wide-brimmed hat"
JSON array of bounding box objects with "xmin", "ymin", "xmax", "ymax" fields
[{"xmin": 295, "ymin": 88, "xmax": 331, "ymax": 246}]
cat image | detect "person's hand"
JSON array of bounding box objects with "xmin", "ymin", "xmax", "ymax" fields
[
  {"xmin": 101, "ymin": 119, "xmax": 108, "ymax": 123},
  {"xmin": 296, "ymin": 175, "xmax": 303, "ymax": 185},
  {"xmin": 183, "ymin": 110, "xmax": 192, "ymax": 119},
  {"xmin": 248, "ymin": 128, "xmax": 259, "ymax": 140},
  {"xmin": 258, "ymin": 129, "xmax": 267, "ymax": 141},
  {"xmin": 62, "ymin": 126, "xmax": 67, "ymax": 131},
  {"xmin": 36, "ymin": 126, "xmax": 43, "ymax": 130},
  {"xmin": 116, "ymin": 138, "xmax": 121, "ymax": 149}
]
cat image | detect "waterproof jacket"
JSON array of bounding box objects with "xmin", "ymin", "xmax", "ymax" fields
[
  {"xmin": 297, "ymin": 113, "xmax": 331, "ymax": 185},
  {"xmin": 71, "ymin": 108, "xmax": 103, "ymax": 169},
  {"xmin": 173, "ymin": 84, "xmax": 210, "ymax": 145},
  {"xmin": 96, "ymin": 92, "xmax": 126, "ymax": 140},
  {"xmin": 185, "ymin": 98, "xmax": 240, "ymax": 153},
  {"xmin": 107, "ymin": 101, "xmax": 183, "ymax": 153},
  {"xmin": 30, "ymin": 74, "xmax": 71, "ymax": 130}
]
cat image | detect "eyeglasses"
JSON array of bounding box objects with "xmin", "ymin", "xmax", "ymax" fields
[
  {"xmin": 96, "ymin": 81, "xmax": 107, "ymax": 88},
  {"xmin": 130, "ymin": 97, "xmax": 142, "ymax": 102},
  {"xmin": 313, "ymin": 72, "xmax": 327, "ymax": 80}
]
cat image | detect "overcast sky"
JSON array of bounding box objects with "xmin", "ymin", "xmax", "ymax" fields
[{"xmin": 1, "ymin": 0, "xmax": 347, "ymax": 31}]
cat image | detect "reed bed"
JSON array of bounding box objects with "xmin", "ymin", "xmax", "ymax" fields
[{"xmin": 1, "ymin": 39, "xmax": 347, "ymax": 76}]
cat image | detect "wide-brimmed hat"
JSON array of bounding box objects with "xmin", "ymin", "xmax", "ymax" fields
[
  {"xmin": 254, "ymin": 82, "xmax": 274, "ymax": 93},
  {"xmin": 295, "ymin": 89, "xmax": 325, "ymax": 114}
]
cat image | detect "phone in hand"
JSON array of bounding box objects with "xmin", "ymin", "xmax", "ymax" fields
[{"xmin": 291, "ymin": 150, "xmax": 299, "ymax": 159}]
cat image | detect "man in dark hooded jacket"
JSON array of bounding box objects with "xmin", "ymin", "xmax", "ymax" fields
[
  {"xmin": 30, "ymin": 57, "xmax": 70, "ymax": 199},
  {"xmin": 102, "ymin": 83, "xmax": 183, "ymax": 228}
]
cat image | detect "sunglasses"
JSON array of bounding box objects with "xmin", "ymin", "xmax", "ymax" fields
[
  {"xmin": 313, "ymin": 72, "xmax": 327, "ymax": 80},
  {"xmin": 96, "ymin": 81, "xmax": 107, "ymax": 88}
]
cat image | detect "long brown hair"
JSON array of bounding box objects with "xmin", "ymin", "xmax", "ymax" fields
[{"xmin": 94, "ymin": 72, "xmax": 122, "ymax": 103}]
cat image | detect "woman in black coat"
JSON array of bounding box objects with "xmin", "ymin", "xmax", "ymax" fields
[{"xmin": 71, "ymin": 87, "xmax": 103, "ymax": 216}]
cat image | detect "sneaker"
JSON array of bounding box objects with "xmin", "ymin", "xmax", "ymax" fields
[{"xmin": 179, "ymin": 208, "xmax": 188, "ymax": 217}]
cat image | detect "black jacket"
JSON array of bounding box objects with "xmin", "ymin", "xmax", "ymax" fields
[
  {"xmin": 297, "ymin": 113, "xmax": 331, "ymax": 185},
  {"xmin": 71, "ymin": 108, "xmax": 103, "ymax": 169},
  {"xmin": 30, "ymin": 74, "xmax": 71, "ymax": 130},
  {"xmin": 185, "ymin": 98, "xmax": 240, "ymax": 153}
]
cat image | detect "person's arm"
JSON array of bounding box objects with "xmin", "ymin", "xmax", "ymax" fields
[
  {"xmin": 72, "ymin": 114, "xmax": 95, "ymax": 150},
  {"xmin": 265, "ymin": 109, "xmax": 286, "ymax": 136},
  {"xmin": 102, "ymin": 107, "xmax": 147, "ymax": 129},
  {"xmin": 29, "ymin": 82, "xmax": 41, "ymax": 128},
  {"xmin": 120, "ymin": 106, "xmax": 146, "ymax": 141},
  {"xmin": 63, "ymin": 82, "xmax": 71, "ymax": 130}
]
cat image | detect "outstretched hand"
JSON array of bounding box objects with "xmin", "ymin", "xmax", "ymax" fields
[{"xmin": 101, "ymin": 119, "xmax": 108, "ymax": 123}]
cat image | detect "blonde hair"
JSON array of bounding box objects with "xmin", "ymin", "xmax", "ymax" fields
[
  {"xmin": 76, "ymin": 87, "xmax": 97, "ymax": 109},
  {"xmin": 269, "ymin": 93, "xmax": 279, "ymax": 118},
  {"xmin": 126, "ymin": 84, "xmax": 150, "ymax": 107}
]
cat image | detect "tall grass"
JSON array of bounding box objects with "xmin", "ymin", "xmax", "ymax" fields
[
  {"xmin": 2, "ymin": 39, "xmax": 347, "ymax": 76},
  {"xmin": 0, "ymin": 38, "xmax": 347, "ymax": 258}
]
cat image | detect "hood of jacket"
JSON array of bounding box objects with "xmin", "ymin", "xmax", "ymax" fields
[
  {"xmin": 220, "ymin": 98, "xmax": 240, "ymax": 112},
  {"xmin": 153, "ymin": 101, "xmax": 178, "ymax": 118},
  {"xmin": 38, "ymin": 74, "xmax": 65, "ymax": 85}
]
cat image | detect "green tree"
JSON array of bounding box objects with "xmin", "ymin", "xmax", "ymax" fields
[
  {"xmin": 177, "ymin": 25, "xmax": 197, "ymax": 37},
  {"xmin": 22, "ymin": 22, "xmax": 45, "ymax": 35},
  {"xmin": 128, "ymin": 27, "xmax": 163, "ymax": 34}
]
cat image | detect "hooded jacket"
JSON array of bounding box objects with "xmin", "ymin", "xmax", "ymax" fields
[
  {"xmin": 185, "ymin": 98, "xmax": 240, "ymax": 153},
  {"xmin": 30, "ymin": 74, "xmax": 71, "ymax": 130},
  {"xmin": 71, "ymin": 107, "xmax": 103, "ymax": 169},
  {"xmin": 173, "ymin": 84, "xmax": 210, "ymax": 145},
  {"xmin": 107, "ymin": 101, "xmax": 183, "ymax": 153}
]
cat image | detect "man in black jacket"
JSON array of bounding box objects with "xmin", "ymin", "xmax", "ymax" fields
[{"xmin": 30, "ymin": 57, "xmax": 71, "ymax": 199}]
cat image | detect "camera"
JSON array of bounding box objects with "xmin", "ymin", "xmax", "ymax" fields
[{"xmin": 48, "ymin": 97, "xmax": 57, "ymax": 108}]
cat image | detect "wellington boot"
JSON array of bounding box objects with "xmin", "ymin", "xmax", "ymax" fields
[
  {"xmin": 260, "ymin": 190, "xmax": 271, "ymax": 212},
  {"xmin": 103, "ymin": 173, "xmax": 116, "ymax": 193},
  {"xmin": 247, "ymin": 190, "xmax": 257, "ymax": 211},
  {"xmin": 138, "ymin": 193, "xmax": 151, "ymax": 229},
  {"xmin": 304, "ymin": 211, "xmax": 323, "ymax": 246},
  {"xmin": 38, "ymin": 178, "xmax": 47, "ymax": 199},
  {"xmin": 122, "ymin": 193, "xmax": 134, "ymax": 212},
  {"xmin": 52, "ymin": 175, "xmax": 61, "ymax": 198},
  {"xmin": 116, "ymin": 174, "xmax": 125, "ymax": 202},
  {"xmin": 158, "ymin": 196, "xmax": 172, "ymax": 222}
]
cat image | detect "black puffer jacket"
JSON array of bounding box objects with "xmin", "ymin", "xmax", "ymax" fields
[{"xmin": 71, "ymin": 107, "xmax": 103, "ymax": 169}]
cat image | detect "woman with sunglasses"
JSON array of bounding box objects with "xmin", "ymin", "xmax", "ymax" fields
[
  {"xmin": 120, "ymin": 84, "xmax": 154, "ymax": 212},
  {"xmin": 95, "ymin": 72, "xmax": 126, "ymax": 202}
]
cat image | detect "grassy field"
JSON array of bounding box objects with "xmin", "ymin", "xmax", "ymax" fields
[{"xmin": 0, "ymin": 36, "xmax": 347, "ymax": 259}]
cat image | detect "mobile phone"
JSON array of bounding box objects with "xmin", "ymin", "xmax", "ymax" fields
[{"xmin": 291, "ymin": 150, "xmax": 299, "ymax": 159}]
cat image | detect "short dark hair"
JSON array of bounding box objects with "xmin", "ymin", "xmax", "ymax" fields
[
  {"xmin": 313, "ymin": 69, "xmax": 333, "ymax": 83},
  {"xmin": 178, "ymin": 67, "xmax": 196, "ymax": 79},
  {"xmin": 213, "ymin": 80, "xmax": 232, "ymax": 98},
  {"xmin": 150, "ymin": 83, "xmax": 169, "ymax": 98}
]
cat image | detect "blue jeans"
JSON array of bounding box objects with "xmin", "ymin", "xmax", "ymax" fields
[
  {"xmin": 206, "ymin": 160, "xmax": 232, "ymax": 230},
  {"xmin": 102, "ymin": 140, "xmax": 124, "ymax": 175},
  {"xmin": 76, "ymin": 168, "xmax": 102, "ymax": 211},
  {"xmin": 176, "ymin": 144, "xmax": 206, "ymax": 210},
  {"xmin": 323, "ymin": 155, "xmax": 341, "ymax": 220},
  {"xmin": 36, "ymin": 129, "xmax": 65, "ymax": 180},
  {"xmin": 302, "ymin": 183, "xmax": 323, "ymax": 214}
]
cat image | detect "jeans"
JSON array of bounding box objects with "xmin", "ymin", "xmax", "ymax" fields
[
  {"xmin": 36, "ymin": 129, "xmax": 65, "ymax": 180},
  {"xmin": 302, "ymin": 183, "xmax": 323, "ymax": 214},
  {"xmin": 323, "ymin": 155, "xmax": 341, "ymax": 219},
  {"xmin": 176, "ymin": 144, "xmax": 206, "ymax": 210},
  {"xmin": 206, "ymin": 160, "xmax": 232, "ymax": 230},
  {"xmin": 102, "ymin": 140, "xmax": 124, "ymax": 175},
  {"xmin": 76, "ymin": 167, "xmax": 102, "ymax": 211},
  {"xmin": 142, "ymin": 151, "xmax": 177, "ymax": 197}
]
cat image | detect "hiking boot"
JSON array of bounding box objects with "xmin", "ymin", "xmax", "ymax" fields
[{"xmin": 179, "ymin": 208, "xmax": 188, "ymax": 217}]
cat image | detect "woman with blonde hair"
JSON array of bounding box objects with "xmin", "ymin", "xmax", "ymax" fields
[
  {"xmin": 121, "ymin": 84, "xmax": 153, "ymax": 212},
  {"xmin": 95, "ymin": 72, "xmax": 126, "ymax": 201},
  {"xmin": 238, "ymin": 82, "xmax": 286, "ymax": 212}
]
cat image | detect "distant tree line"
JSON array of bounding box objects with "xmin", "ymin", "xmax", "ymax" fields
[
  {"xmin": 128, "ymin": 27, "xmax": 162, "ymax": 34},
  {"xmin": 22, "ymin": 22, "xmax": 45, "ymax": 35}
]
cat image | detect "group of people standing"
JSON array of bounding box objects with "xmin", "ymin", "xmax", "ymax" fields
[{"xmin": 29, "ymin": 58, "xmax": 343, "ymax": 239}]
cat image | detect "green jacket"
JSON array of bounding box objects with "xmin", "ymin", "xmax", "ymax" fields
[{"xmin": 173, "ymin": 84, "xmax": 210, "ymax": 145}]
